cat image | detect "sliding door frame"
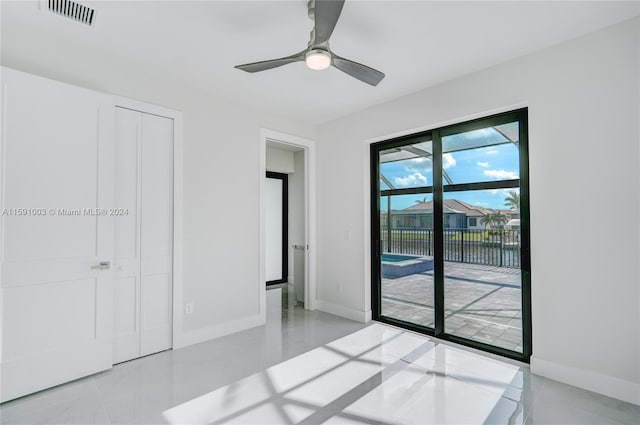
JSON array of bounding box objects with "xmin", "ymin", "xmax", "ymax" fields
[{"xmin": 371, "ymin": 108, "xmax": 531, "ymax": 362}]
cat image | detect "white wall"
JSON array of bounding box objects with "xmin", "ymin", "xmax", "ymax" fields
[
  {"xmin": 1, "ymin": 46, "xmax": 315, "ymax": 345},
  {"xmin": 316, "ymin": 18, "xmax": 640, "ymax": 404},
  {"xmin": 266, "ymin": 146, "xmax": 295, "ymax": 174}
]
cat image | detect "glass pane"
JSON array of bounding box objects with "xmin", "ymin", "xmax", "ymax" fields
[
  {"xmin": 443, "ymin": 189, "xmax": 523, "ymax": 352},
  {"xmin": 379, "ymin": 139, "xmax": 433, "ymax": 189},
  {"xmin": 442, "ymin": 122, "xmax": 519, "ymax": 185},
  {"xmin": 380, "ymin": 191, "xmax": 435, "ymax": 328}
]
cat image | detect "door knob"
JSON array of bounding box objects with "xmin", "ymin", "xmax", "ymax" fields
[{"xmin": 91, "ymin": 261, "xmax": 111, "ymax": 270}]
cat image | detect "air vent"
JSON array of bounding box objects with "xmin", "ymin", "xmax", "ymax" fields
[{"xmin": 44, "ymin": 0, "xmax": 95, "ymax": 27}]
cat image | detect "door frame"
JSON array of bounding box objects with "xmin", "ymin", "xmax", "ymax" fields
[
  {"xmin": 265, "ymin": 171, "xmax": 289, "ymax": 286},
  {"xmin": 259, "ymin": 129, "xmax": 317, "ymax": 321},
  {"xmin": 369, "ymin": 108, "xmax": 532, "ymax": 363},
  {"xmin": 113, "ymin": 96, "xmax": 185, "ymax": 350}
]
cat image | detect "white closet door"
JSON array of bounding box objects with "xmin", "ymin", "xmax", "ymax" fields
[
  {"xmin": 113, "ymin": 109, "xmax": 173, "ymax": 362},
  {"xmin": 113, "ymin": 108, "xmax": 142, "ymax": 364},
  {"xmin": 0, "ymin": 68, "xmax": 115, "ymax": 402},
  {"xmin": 139, "ymin": 113, "xmax": 173, "ymax": 356}
]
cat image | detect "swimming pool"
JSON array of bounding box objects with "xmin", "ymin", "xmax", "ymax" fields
[
  {"xmin": 381, "ymin": 253, "xmax": 434, "ymax": 278},
  {"xmin": 381, "ymin": 254, "xmax": 418, "ymax": 263}
]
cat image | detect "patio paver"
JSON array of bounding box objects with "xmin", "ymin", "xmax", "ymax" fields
[{"xmin": 381, "ymin": 262, "xmax": 523, "ymax": 352}]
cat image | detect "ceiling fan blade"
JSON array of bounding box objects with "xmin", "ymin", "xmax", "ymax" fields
[
  {"xmin": 332, "ymin": 54, "xmax": 385, "ymax": 86},
  {"xmin": 235, "ymin": 51, "xmax": 306, "ymax": 73},
  {"xmin": 313, "ymin": 0, "xmax": 345, "ymax": 45}
]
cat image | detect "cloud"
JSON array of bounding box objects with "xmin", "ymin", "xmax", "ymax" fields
[
  {"xmin": 394, "ymin": 172, "xmax": 427, "ymax": 187},
  {"xmin": 404, "ymin": 157, "xmax": 431, "ymax": 172},
  {"xmin": 486, "ymin": 149, "xmax": 499, "ymax": 155},
  {"xmin": 443, "ymin": 153, "xmax": 456, "ymax": 169},
  {"xmin": 477, "ymin": 161, "xmax": 489, "ymax": 167},
  {"xmin": 403, "ymin": 154, "xmax": 454, "ymax": 173},
  {"xmin": 484, "ymin": 169, "xmax": 518, "ymax": 180},
  {"xmin": 489, "ymin": 188, "xmax": 513, "ymax": 196}
]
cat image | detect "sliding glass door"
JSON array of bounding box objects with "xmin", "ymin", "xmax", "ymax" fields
[
  {"xmin": 377, "ymin": 137, "xmax": 435, "ymax": 328},
  {"xmin": 371, "ymin": 109, "xmax": 531, "ymax": 361}
]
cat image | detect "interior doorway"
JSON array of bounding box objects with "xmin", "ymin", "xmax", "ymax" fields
[
  {"xmin": 265, "ymin": 143, "xmax": 305, "ymax": 311},
  {"xmin": 259, "ymin": 129, "xmax": 316, "ymax": 323}
]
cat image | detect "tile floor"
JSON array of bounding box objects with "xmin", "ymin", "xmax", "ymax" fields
[{"xmin": 1, "ymin": 286, "xmax": 638, "ymax": 425}]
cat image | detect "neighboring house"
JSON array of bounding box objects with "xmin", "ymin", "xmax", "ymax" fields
[
  {"xmin": 381, "ymin": 203, "xmax": 465, "ymax": 229},
  {"xmin": 381, "ymin": 199, "xmax": 519, "ymax": 230},
  {"xmin": 506, "ymin": 218, "xmax": 521, "ymax": 230},
  {"xmin": 499, "ymin": 209, "xmax": 520, "ymax": 220}
]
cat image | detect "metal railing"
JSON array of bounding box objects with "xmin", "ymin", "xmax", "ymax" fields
[{"xmin": 381, "ymin": 227, "xmax": 521, "ymax": 268}]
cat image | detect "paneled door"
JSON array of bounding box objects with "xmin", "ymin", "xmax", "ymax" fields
[
  {"xmin": 113, "ymin": 107, "xmax": 173, "ymax": 364},
  {"xmin": 0, "ymin": 68, "xmax": 115, "ymax": 402}
]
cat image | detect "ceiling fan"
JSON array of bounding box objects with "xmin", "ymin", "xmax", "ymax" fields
[{"xmin": 234, "ymin": 0, "xmax": 385, "ymax": 87}]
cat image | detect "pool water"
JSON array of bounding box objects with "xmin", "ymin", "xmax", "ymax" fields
[{"xmin": 381, "ymin": 254, "xmax": 417, "ymax": 263}]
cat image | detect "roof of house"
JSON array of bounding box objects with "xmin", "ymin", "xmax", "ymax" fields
[
  {"xmin": 390, "ymin": 205, "xmax": 462, "ymax": 215},
  {"xmin": 403, "ymin": 199, "xmax": 495, "ymax": 217},
  {"xmin": 382, "ymin": 199, "xmax": 520, "ymax": 217}
]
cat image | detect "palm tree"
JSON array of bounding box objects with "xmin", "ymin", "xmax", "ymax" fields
[
  {"xmin": 504, "ymin": 191, "xmax": 520, "ymax": 210},
  {"xmin": 480, "ymin": 212, "xmax": 509, "ymax": 229}
]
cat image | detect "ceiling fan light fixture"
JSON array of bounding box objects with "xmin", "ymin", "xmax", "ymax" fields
[
  {"xmin": 305, "ymin": 49, "xmax": 331, "ymax": 70},
  {"xmin": 235, "ymin": 0, "xmax": 385, "ymax": 86}
]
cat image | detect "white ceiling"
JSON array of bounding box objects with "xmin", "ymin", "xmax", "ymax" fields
[{"xmin": 2, "ymin": 1, "xmax": 638, "ymax": 125}]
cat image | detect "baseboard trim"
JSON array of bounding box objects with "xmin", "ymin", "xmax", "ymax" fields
[
  {"xmin": 364, "ymin": 309, "xmax": 372, "ymax": 323},
  {"xmin": 173, "ymin": 314, "xmax": 264, "ymax": 349},
  {"xmin": 530, "ymin": 355, "xmax": 640, "ymax": 405},
  {"xmin": 316, "ymin": 300, "xmax": 370, "ymax": 323}
]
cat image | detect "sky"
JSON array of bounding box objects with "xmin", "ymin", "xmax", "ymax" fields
[{"xmin": 379, "ymin": 127, "xmax": 521, "ymax": 211}]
